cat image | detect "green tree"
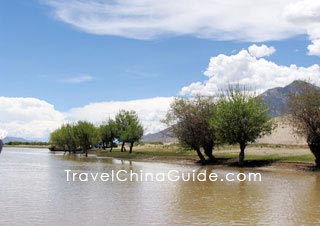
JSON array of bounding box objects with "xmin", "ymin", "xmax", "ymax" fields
[
  {"xmin": 115, "ymin": 110, "xmax": 144, "ymax": 153},
  {"xmin": 287, "ymin": 82, "xmax": 320, "ymax": 167},
  {"xmin": 50, "ymin": 123, "xmax": 79, "ymax": 153},
  {"xmin": 99, "ymin": 119, "xmax": 118, "ymax": 152},
  {"xmin": 74, "ymin": 121, "xmax": 98, "ymax": 157},
  {"xmin": 164, "ymin": 97, "xmax": 217, "ymax": 164},
  {"xmin": 50, "ymin": 127, "xmax": 66, "ymax": 150},
  {"xmin": 211, "ymin": 86, "xmax": 274, "ymax": 166},
  {"xmin": 62, "ymin": 123, "xmax": 79, "ymax": 153}
]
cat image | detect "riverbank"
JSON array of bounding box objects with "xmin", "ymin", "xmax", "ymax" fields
[
  {"xmin": 5, "ymin": 143, "xmax": 319, "ymax": 172},
  {"xmin": 4, "ymin": 144, "xmax": 50, "ymax": 149},
  {"xmin": 91, "ymin": 143, "xmax": 319, "ymax": 172}
]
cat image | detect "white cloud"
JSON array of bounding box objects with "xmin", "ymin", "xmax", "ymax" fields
[
  {"xmin": 0, "ymin": 97, "xmax": 65, "ymax": 140},
  {"xmin": 248, "ymin": 44, "xmax": 276, "ymax": 58},
  {"xmin": 65, "ymin": 97, "xmax": 173, "ymax": 134},
  {"xmin": 308, "ymin": 39, "xmax": 320, "ymax": 56},
  {"xmin": 283, "ymin": 0, "xmax": 320, "ymax": 24},
  {"xmin": 0, "ymin": 96, "xmax": 173, "ymax": 140},
  {"xmin": 44, "ymin": 0, "xmax": 298, "ymax": 41},
  {"xmin": 0, "ymin": 130, "xmax": 8, "ymax": 140},
  {"xmin": 180, "ymin": 46, "xmax": 320, "ymax": 96},
  {"xmin": 61, "ymin": 75, "xmax": 93, "ymax": 84},
  {"xmin": 43, "ymin": 0, "xmax": 320, "ymax": 55},
  {"xmin": 283, "ymin": 0, "xmax": 320, "ymax": 56}
]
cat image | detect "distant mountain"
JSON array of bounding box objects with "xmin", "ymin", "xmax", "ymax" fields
[
  {"xmin": 143, "ymin": 80, "xmax": 320, "ymax": 143},
  {"xmin": 141, "ymin": 128, "xmax": 177, "ymax": 143},
  {"xmin": 258, "ymin": 80, "xmax": 320, "ymax": 117},
  {"xmin": 3, "ymin": 137, "xmax": 29, "ymax": 143}
]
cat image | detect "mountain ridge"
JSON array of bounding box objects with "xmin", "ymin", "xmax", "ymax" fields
[
  {"xmin": 142, "ymin": 80, "xmax": 319, "ymax": 143},
  {"xmin": 3, "ymin": 137, "xmax": 29, "ymax": 143},
  {"xmin": 258, "ymin": 80, "xmax": 320, "ymax": 117}
]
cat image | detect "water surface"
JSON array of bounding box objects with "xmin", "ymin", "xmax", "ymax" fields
[{"xmin": 0, "ymin": 148, "xmax": 320, "ymax": 225}]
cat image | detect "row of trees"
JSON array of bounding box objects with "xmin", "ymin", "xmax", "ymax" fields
[
  {"xmin": 50, "ymin": 110, "xmax": 144, "ymax": 156},
  {"xmin": 50, "ymin": 83, "xmax": 320, "ymax": 168},
  {"xmin": 165, "ymin": 87, "xmax": 275, "ymax": 166},
  {"xmin": 166, "ymin": 83, "xmax": 320, "ymax": 168}
]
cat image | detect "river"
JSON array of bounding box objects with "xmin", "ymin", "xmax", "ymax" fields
[{"xmin": 0, "ymin": 148, "xmax": 320, "ymax": 225}]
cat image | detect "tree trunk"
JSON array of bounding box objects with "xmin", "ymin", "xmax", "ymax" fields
[
  {"xmin": 103, "ymin": 142, "xmax": 106, "ymax": 150},
  {"xmin": 85, "ymin": 149, "xmax": 88, "ymax": 157},
  {"xmin": 308, "ymin": 143, "xmax": 320, "ymax": 168},
  {"xmin": 203, "ymin": 143, "xmax": 216, "ymax": 162},
  {"xmin": 121, "ymin": 142, "xmax": 125, "ymax": 152},
  {"xmin": 110, "ymin": 144, "xmax": 113, "ymax": 152},
  {"xmin": 195, "ymin": 148, "xmax": 206, "ymax": 165},
  {"xmin": 129, "ymin": 142, "xmax": 134, "ymax": 153},
  {"xmin": 239, "ymin": 143, "xmax": 246, "ymax": 166}
]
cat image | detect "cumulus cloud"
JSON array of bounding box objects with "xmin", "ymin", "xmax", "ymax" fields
[
  {"xmin": 180, "ymin": 46, "xmax": 320, "ymax": 96},
  {"xmin": 0, "ymin": 97, "xmax": 65, "ymax": 140},
  {"xmin": 308, "ymin": 39, "xmax": 320, "ymax": 56},
  {"xmin": 248, "ymin": 44, "xmax": 276, "ymax": 58},
  {"xmin": 61, "ymin": 75, "xmax": 94, "ymax": 84},
  {"xmin": 65, "ymin": 97, "xmax": 173, "ymax": 134},
  {"xmin": 0, "ymin": 96, "xmax": 173, "ymax": 140},
  {"xmin": 43, "ymin": 0, "xmax": 320, "ymax": 55}
]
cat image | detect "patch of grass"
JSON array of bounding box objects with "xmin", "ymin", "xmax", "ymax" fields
[
  {"xmin": 214, "ymin": 152, "xmax": 315, "ymax": 163},
  {"xmin": 215, "ymin": 143, "xmax": 308, "ymax": 150},
  {"xmin": 92, "ymin": 146, "xmax": 315, "ymax": 164},
  {"xmin": 278, "ymin": 154, "xmax": 315, "ymax": 162}
]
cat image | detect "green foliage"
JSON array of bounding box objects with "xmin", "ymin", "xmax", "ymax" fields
[
  {"xmin": 50, "ymin": 123, "xmax": 79, "ymax": 152},
  {"xmin": 211, "ymin": 86, "xmax": 273, "ymax": 145},
  {"xmin": 74, "ymin": 121, "xmax": 99, "ymax": 153},
  {"xmin": 210, "ymin": 86, "xmax": 274, "ymax": 165},
  {"xmin": 50, "ymin": 110, "xmax": 144, "ymax": 156},
  {"xmin": 50, "ymin": 127, "xmax": 68, "ymax": 149},
  {"xmin": 6, "ymin": 141, "xmax": 49, "ymax": 146},
  {"xmin": 63, "ymin": 123, "xmax": 79, "ymax": 152},
  {"xmin": 164, "ymin": 96, "xmax": 216, "ymax": 163},
  {"xmin": 115, "ymin": 110, "xmax": 144, "ymax": 152},
  {"xmin": 50, "ymin": 121, "xmax": 98, "ymax": 155},
  {"xmin": 99, "ymin": 119, "xmax": 118, "ymax": 149}
]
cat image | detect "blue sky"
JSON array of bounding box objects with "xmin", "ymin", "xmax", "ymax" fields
[
  {"xmin": 1, "ymin": 0, "xmax": 320, "ymax": 139},
  {"xmin": 1, "ymin": 0, "xmax": 319, "ymax": 111}
]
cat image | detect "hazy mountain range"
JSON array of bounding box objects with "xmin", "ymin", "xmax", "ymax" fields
[{"xmin": 3, "ymin": 137, "xmax": 29, "ymax": 143}]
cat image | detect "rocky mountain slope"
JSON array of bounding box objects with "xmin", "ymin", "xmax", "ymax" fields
[{"xmin": 258, "ymin": 80, "xmax": 320, "ymax": 117}]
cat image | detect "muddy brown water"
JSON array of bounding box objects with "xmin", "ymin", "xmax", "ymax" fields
[{"xmin": 0, "ymin": 148, "xmax": 319, "ymax": 225}]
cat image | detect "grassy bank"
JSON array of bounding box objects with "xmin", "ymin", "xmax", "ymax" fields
[
  {"xmin": 6, "ymin": 142, "xmax": 317, "ymax": 169},
  {"xmin": 92, "ymin": 143, "xmax": 316, "ymax": 167}
]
